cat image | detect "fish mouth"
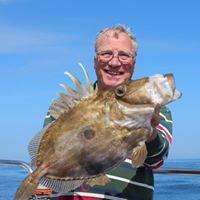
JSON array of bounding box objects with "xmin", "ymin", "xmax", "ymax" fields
[{"xmin": 103, "ymin": 69, "xmax": 124, "ymax": 76}]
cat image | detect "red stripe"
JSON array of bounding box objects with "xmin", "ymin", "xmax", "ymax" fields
[
  {"xmin": 144, "ymin": 159, "xmax": 164, "ymax": 169},
  {"xmin": 157, "ymin": 124, "xmax": 173, "ymax": 143},
  {"xmin": 80, "ymin": 184, "xmax": 90, "ymax": 192},
  {"xmin": 127, "ymin": 156, "xmax": 131, "ymax": 160},
  {"xmin": 55, "ymin": 196, "xmax": 103, "ymax": 200},
  {"xmin": 127, "ymin": 156, "xmax": 164, "ymax": 169}
]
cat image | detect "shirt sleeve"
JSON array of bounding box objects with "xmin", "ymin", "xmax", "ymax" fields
[{"xmin": 144, "ymin": 106, "xmax": 173, "ymax": 169}]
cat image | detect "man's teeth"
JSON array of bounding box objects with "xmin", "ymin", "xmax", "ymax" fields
[{"xmin": 106, "ymin": 70, "xmax": 122, "ymax": 75}]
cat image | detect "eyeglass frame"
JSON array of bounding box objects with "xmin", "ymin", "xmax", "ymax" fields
[{"xmin": 95, "ymin": 50, "xmax": 136, "ymax": 64}]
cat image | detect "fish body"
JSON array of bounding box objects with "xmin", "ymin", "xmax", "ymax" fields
[{"xmin": 14, "ymin": 64, "xmax": 181, "ymax": 200}]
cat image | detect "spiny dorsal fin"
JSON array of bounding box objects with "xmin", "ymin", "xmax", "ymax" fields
[
  {"xmin": 64, "ymin": 71, "xmax": 88, "ymax": 95},
  {"xmin": 49, "ymin": 63, "xmax": 94, "ymax": 119},
  {"xmin": 78, "ymin": 62, "xmax": 93, "ymax": 93},
  {"xmin": 60, "ymin": 84, "xmax": 82, "ymax": 100}
]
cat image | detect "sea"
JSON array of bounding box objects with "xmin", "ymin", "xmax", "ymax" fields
[{"xmin": 0, "ymin": 159, "xmax": 200, "ymax": 200}]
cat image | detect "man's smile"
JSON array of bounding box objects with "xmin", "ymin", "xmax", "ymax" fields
[{"xmin": 103, "ymin": 68, "xmax": 124, "ymax": 76}]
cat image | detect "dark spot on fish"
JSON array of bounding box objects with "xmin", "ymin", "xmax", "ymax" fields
[
  {"xmin": 79, "ymin": 148, "xmax": 126, "ymax": 176},
  {"xmin": 83, "ymin": 129, "xmax": 95, "ymax": 140},
  {"xmin": 84, "ymin": 161, "xmax": 105, "ymax": 175}
]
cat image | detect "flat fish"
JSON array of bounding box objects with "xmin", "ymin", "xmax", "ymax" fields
[{"xmin": 14, "ymin": 63, "xmax": 181, "ymax": 200}]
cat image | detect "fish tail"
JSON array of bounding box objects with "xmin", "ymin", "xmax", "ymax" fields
[{"xmin": 14, "ymin": 167, "xmax": 47, "ymax": 200}]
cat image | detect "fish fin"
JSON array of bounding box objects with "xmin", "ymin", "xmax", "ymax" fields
[
  {"xmin": 49, "ymin": 64, "xmax": 94, "ymax": 119},
  {"xmin": 48, "ymin": 93, "xmax": 78, "ymax": 119},
  {"xmin": 14, "ymin": 168, "xmax": 47, "ymax": 200},
  {"xmin": 28, "ymin": 123, "xmax": 52, "ymax": 167},
  {"xmin": 64, "ymin": 71, "xmax": 87, "ymax": 95},
  {"xmin": 131, "ymin": 142, "xmax": 147, "ymax": 168},
  {"xmin": 86, "ymin": 175, "xmax": 111, "ymax": 187},
  {"xmin": 60, "ymin": 84, "xmax": 82, "ymax": 100},
  {"xmin": 40, "ymin": 177, "xmax": 84, "ymax": 193},
  {"xmin": 78, "ymin": 62, "xmax": 93, "ymax": 93}
]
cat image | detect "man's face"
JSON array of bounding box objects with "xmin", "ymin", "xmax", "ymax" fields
[{"xmin": 94, "ymin": 31, "xmax": 136, "ymax": 90}]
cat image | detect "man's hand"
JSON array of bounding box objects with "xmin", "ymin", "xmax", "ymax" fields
[
  {"xmin": 146, "ymin": 104, "xmax": 160, "ymax": 143},
  {"xmin": 151, "ymin": 104, "xmax": 160, "ymax": 128}
]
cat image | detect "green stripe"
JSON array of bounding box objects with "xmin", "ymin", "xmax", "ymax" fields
[
  {"xmin": 107, "ymin": 162, "xmax": 137, "ymax": 179},
  {"xmin": 159, "ymin": 106, "xmax": 173, "ymax": 133}
]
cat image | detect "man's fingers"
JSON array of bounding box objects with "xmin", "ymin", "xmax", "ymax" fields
[{"xmin": 151, "ymin": 104, "xmax": 160, "ymax": 127}]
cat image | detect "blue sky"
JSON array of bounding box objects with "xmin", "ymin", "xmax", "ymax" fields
[{"xmin": 0, "ymin": 0, "xmax": 199, "ymax": 162}]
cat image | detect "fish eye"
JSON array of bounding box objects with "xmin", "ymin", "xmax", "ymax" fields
[{"xmin": 115, "ymin": 85, "xmax": 127, "ymax": 97}]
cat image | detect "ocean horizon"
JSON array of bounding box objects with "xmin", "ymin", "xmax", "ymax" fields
[
  {"xmin": 0, "ymin": 159, "xmax": 200, "ymax": 200},
  {"xmin": 154, "ymin": 159, "xmax": 200, "ymax": 200}
]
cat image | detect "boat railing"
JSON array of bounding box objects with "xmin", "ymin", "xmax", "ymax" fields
[
  {"xmin": 0, "ymin": 159, "xmax": 200, "ymax": 176},
  {"xmin": 0, "ymin": 159, "xmax": 33, "ymax": 174},
  {"xmin": 1, "ymin": 159, "xmax": 200, "ymax": 199}
]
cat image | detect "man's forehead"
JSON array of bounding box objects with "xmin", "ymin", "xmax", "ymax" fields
[
  {"xmin": 100, "ymin": 30, "xmax": 128, "ymax": 40},
  {"xmin": 96, "ymin": 30, "xmax": 135, "ymax": 52}
]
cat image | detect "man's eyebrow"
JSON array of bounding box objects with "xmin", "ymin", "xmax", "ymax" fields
[{"xmin": 97, "ymin": 50, "xmax": 112, "ymax": 53}]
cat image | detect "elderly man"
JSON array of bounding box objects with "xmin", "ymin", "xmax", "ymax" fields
[{"xmin": 42, "ymin": 25, "xmax": 172, "ymax": 200}]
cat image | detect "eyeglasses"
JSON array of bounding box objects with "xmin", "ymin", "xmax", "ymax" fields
[{"xmin": 96, "ymin": 50, "xmax": 135, "ymax": 64}]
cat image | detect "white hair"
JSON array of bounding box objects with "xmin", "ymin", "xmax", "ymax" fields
[{"xmin": 95, "ymin": 24, "xmax": 137, "ymax": 55}]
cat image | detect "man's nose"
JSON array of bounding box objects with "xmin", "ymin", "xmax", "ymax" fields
[{"xmin": 108, "ymin": 56, "xmax": 121, "ymax": 67}]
